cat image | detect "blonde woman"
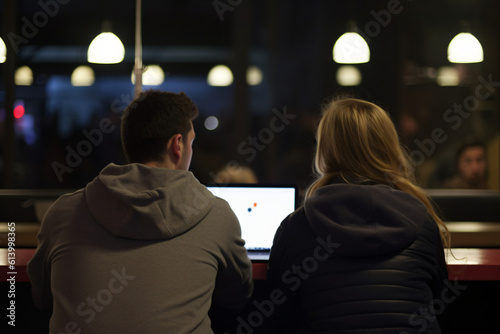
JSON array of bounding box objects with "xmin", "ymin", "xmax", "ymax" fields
[{"xmin": 267, "ymin": 97, "xmax": 449, "ymax": 333}]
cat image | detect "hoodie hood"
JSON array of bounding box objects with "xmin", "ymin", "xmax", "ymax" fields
[
  {"xmin": 304, "ymin": 183, "xmax": 428, "ymax": 257},
  {"xmin": 85, "ymin": 163, "xmax": 215, "ymax": 240}
]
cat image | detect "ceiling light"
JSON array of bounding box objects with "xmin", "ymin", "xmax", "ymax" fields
[
  {"xmin": 207, "ymin": 65, "xmax": 233, "ymax": 86},
  {"xmin": 437, "ymin": 66, "xmax": 459, "ymax": 86},
  {"xmin": 71, "ymin": 66, "xmax": 95, "ymax": 86},
  {"xmin": 247, "ymin": 66, "xmax": 263, "ymax": 86},
  {"xmin": 447, "ymin": 32, "xmax": 483, "ymax": 63},
  {"xmin": 15, "ymin": 66, "xmax": 33, "ymax": 86},
  {"xmin": 333, "ymin": 32, "xmax": 370, "ymax": 64},
  {"xmin": 336, "ymin": 65, "xmax": 362, "ymax": 86},
  {"xmin": 131, "ymin": 65, "xmax": 164, "ymax": 86},
  {"xmin": 0, "ymin": 37, "xmax": 6, "ymax": 63},
  {"xmin": 88, "ymin": 22, "xmax": 125, "ymax": 64}
]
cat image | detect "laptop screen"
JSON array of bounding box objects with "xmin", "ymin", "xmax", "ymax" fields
[{"xmin": 206, "ymin": 184, "xmax": 297, "ymax": 256}]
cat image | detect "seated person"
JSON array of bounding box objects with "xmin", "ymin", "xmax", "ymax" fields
[
  {"xmin": 443, "ymin": 140, "xmax": 488, "ymax": 189},
  {"xmin": 27, "ymin": 90, "xmax": 253, "ymax": 334},
  {"xmin": 213, "ymin": 164, "xmax": 258, "ymax": 184},
  {"xmin": 267, "ymin": 97, "xmax": 449, "ymax": 333}
]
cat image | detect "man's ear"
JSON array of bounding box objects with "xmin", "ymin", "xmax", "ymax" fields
[{"xmin": 167, "ymin": 134, "xmax": 183, "ymax": 161}]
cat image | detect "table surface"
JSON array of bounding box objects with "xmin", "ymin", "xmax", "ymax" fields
[{"xmin": 2, "ymin": 248, "xmax": 500, "ymax": 282}]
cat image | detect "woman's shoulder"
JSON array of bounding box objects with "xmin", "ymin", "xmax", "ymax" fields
[
  {"xmin": 279, "ymin": 206, "xmax": 308, "ymax": 231},
  {"xmin": 272, "ymin": 206, "xmax": 315, "ymax": 247}
]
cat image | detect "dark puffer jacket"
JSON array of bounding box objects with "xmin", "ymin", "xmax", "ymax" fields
[{"xmin": 267, "ymin": 182, "xmax": 448, "ymax": 334}]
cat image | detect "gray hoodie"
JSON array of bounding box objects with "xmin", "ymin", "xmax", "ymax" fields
[{"xmin": 28, "ymin": 163, "xmax": 253, "ymax": 334}]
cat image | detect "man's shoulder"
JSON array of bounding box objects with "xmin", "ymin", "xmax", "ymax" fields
[
  {"xmin": 55, "ymin": 188, "xmax": 85, "ymax": 203},
  {"xmin": 46, "ymin": 188, "xmax": 86, "ymax": 215},
  {"xmin": 207, "ymin": 196, "xmax": 238, "ymax": 221},
  {"xmin": 210, "ymin": 195, "xmax": 231, "ymax": 208}
]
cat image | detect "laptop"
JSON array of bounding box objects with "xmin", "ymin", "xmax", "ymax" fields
[{"xmin": 206, "ymin": 184, "xmax": 298, "ymax": 261}]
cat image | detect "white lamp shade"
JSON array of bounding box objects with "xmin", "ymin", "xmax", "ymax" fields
[
  {"xmin": 71, "ymin": 66, "xmax": 95, "ymax": 86},
  {"xmin": 15, "ymin": 66, "xmax": 33, "ymax": 86},
  {"xmin": 0, "ymin": 37, "xmax": 6, "ymax": 63},
  {"xmin": 88, "ymin": 32, "xmax": 125, "ymax": 64},
  {"xmin": 246, "ymin": 66, "xmax": 263, "ymax": 86},
  {"xmin": 437, "ymin": 66, "xmax": 459, "ymax": 86},
  {"xmin": 207, "ymin": 65, "xmax": 233, "ymax": 86},
  {"xmin": 333, "ymin": 32, "xmax": 370, "ymax": 64},
  {"xmin": 336, "ymin": 65, "xmax": 362, "ymax": 86},
  {"xmin": 447, "ymin": 32, "xmax": 483, "ymax": 63},
  {"xmin": 131, "ymin": 65, "xmax": 165, "ymax": 86}
]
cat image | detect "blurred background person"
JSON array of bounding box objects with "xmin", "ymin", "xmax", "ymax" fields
[
  {"xmin": 444, "ymin": 140, "xmax": 488, "ymax": 189},
  {"xmin": 212, "ymin": 164, "xmax": 258, "ymax": 184}
]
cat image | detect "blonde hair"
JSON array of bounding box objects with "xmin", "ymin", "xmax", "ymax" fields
[{"xmin": 306, "ymin": 97, "xmax": 450, "ymax": 247}]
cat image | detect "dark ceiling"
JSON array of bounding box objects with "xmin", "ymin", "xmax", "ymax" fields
[
  {"xmin": 1, "ymin": 0, "xmax": 498, "ymax": 101},
  {"xmin": 3, "ymin": 0, "xmax": 495, "ymax": 62}
]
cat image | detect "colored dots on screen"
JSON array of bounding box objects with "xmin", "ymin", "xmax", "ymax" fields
[{"xmin": 248, "ymin": 202, "xmax": 258, "ymax": 212}]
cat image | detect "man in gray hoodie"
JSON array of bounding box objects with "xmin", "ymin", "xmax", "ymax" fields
[{"xmin": 27, "ymin": 90, "xmax": 253, "ymax": 334}]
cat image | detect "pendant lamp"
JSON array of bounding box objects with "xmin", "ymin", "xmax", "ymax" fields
[
  {"xmin": 88, "ymin": 21, "xmax": 125, "ymax": 64},
  {"xmin": 333, "ymin": 21, "xmax": 370, "ymax": 64},
  {"xmin": 447, "ymin": 21, "xmax": 483, "ymax": 63},
  {"xmin": 0, "ymin": 37, "xmax": 6, "ymax": 63}
]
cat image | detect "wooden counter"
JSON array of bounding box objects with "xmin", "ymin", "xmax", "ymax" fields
[{"xmin": 2, "ymin": 248, "xmax": 500, "ymax": 282}]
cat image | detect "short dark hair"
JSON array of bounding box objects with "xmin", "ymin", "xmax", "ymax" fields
[
  {"xmin": 456, "ymin": 139, "xmax": 486, "ymax": 164},
  {"xmin": 121, "ymin": 90, "xmax": 199, "ymax": 163}
]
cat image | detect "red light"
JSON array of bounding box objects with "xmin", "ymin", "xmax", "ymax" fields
[{"xmin": 13, "ymin": 105, "xmax": 24, "ymax": 119}]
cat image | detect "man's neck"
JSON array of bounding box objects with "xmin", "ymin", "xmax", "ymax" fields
[{"xmin": 143, "ymin": 160, "xmax": 177, "ymax": 170}]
